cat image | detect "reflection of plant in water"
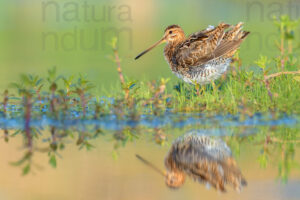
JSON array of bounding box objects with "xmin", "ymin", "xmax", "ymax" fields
[
  {"xmin": 47, "ymin": 68, "xmax": 59, "ymax": 164},
  {"xmin": 111, "ymin": 128, "xmax": 167, "ymax": 159},
  {"xmin": 226, "ymin": 126, "xmax": 300, "ymax": 183},
  {"xmin": 112, "ymin": 127, "xmax": 140, "ymax": 155},
  {"xmin": 152, "ymin": 128, "xmax": 168, "ymax": 146},
  {"xmin": 266, "ymin": 127, "xmax": 300, "ymax": 183},
  {"xmin": 7, "ymin": 83, "xmax": 35, "ymax": 175}
]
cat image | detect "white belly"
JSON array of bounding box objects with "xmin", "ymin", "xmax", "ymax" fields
[{"xmin": 172, "ymin": 59, "xmax": 231, "ymax": 85}]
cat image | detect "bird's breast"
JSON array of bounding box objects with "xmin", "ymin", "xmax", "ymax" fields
[{"xmin": 173, "ymin": 58, "xmax": 231, "ymax": 85}]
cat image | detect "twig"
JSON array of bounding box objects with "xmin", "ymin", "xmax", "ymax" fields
[
  {"xmin": 264, "ymin": 70, "xmax": 300, "ymax": 81},
  {"xmin": 271, "ymin": 137, "xmax": 300, "ymax": 144},
  {"xmin": 113, "ymin": 49, "xmax": 125, "ymax": 85},
  {"xmin": 113, "ymin": 48, "xmax": 129, "ymax": 100}
]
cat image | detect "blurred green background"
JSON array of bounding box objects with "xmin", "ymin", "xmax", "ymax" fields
[{"xmin": 0, "ymin": 0, "xmax": 299, "ymax": 91}]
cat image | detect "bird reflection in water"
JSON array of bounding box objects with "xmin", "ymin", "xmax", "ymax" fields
[{"xmin": 136, "ymin": 132, "xmax": 247, "ymax": 192}]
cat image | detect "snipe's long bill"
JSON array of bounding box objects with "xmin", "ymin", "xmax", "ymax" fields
[{"xmin": 135, "ymin": 23, "xmax": 250, "ymax": 85}]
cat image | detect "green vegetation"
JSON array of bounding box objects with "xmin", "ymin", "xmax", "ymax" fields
[{"xmin": 2, "ymin": 16, "xmax": 300, "ymax": 118}]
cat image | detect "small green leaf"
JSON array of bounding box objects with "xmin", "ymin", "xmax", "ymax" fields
[
  {"xmin": 10, "ymin": 130, "xmax": 21, "ymax": 137},
  {"xmin": 22, "ymin": 164, "xmax": 31, "ymax": 175},
  {"xmin": 49, "ymin": 155, "xmax": 57, "ymax": 168},
  {"xmin": 110, "ymin": 37, "xmax": 118, "ymax": 49},
  {"xmin": 10, "ymin": 152, "xmax": 32, "ymax": 166},
  {"xmin": 84, "ymin": 142, "xmax": 95, "ymax": 151},
  {"xmin": 76, "ymin": 137, "xmax": 84, "ymax": 145},
  {"xmin": 50, "ymin": 143, "xmax": 58, "ymax": 151},
  {"xmin": 255, "ymin": 55, "xmax": 271, "ymax": 69},
  {"xmin": 112, "ymin": 150, "xmax": 119, "ymax": 160},
  {"xmin": 59, "ymin": 143, "xmax": 65, "ymax": 150},
  {"xmin": 258, "ymin": 153, "xmax": 268, "ymax": 169}
]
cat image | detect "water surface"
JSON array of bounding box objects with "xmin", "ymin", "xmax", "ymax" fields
[{"xmin": 0, "ymin": 112, "xmax": 299, "ymax": 200}]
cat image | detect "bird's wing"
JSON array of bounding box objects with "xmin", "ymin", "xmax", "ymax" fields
[{"xmin": 173, "ymin": 22, "xmax": 250, "ymax": 67}]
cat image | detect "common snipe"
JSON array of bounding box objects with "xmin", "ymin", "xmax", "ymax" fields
[
  {"xmin": 135, "ymin": 23, "xmax": 250, "ymax": 85},
  {"xmin": 164, "ymin": 132, "xmax": 247, "ymax": 192},
  {"xmin": 136, "ymin": 131, "xmax": 247, "ymax": 192}
]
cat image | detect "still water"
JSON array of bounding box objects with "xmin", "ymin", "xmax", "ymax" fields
[{"xmin": 0, "ymin": 103, "xmax": 300, "ymax": 200}]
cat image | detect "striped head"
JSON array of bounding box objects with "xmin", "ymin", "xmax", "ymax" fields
[
  {"xmin": 135, "ymin": 24, "xmax": 185, "ymax": 60},
  {"xmin": 163, "ymin": 25, "xmax": 185, "ymax": 44}
]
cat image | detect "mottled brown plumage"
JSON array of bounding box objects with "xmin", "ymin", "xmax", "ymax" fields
[
  {"xmin": 136, "ymin": 132, "xmax": 247, "ymax": 192},
  {"xmin": 135, "ymin": 22, "xmax": 250, "ymax": 85},
  {"xmin": 164, "ymin": 132, "xmax": 247, "ymax": 192}
]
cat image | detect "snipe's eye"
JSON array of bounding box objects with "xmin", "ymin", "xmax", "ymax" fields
[{"xmin": 169, "ymin": 30, "xmax": 173, "ymax": 34}]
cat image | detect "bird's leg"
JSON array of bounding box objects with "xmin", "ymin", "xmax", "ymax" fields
[
  {"xmin": 212, "ymin": 82, "xmax": 217, "ymax": 95},
  {"xmin": 212, "ymin": 82, "xmax": 216, "ymax": 88},
  {"xmin": 195, "ymin": 83, "xmax": 200, "ymax": 96},
  {"xmin": 203, "ymin": 85, "xmax": 207, "ymax": 95}
]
